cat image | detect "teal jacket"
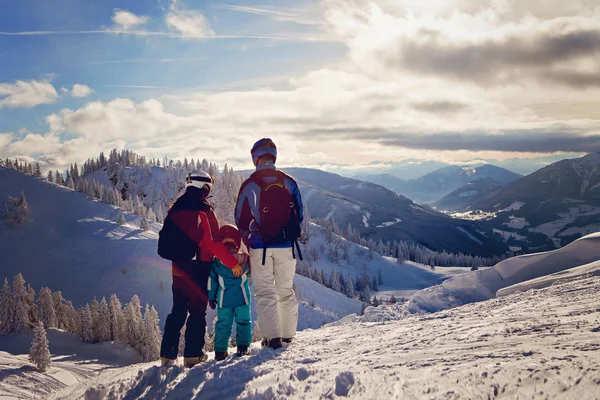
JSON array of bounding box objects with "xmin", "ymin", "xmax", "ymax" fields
[{"xmin": 208, "ymin": 257, "xmax": 251, "ymax": 308}]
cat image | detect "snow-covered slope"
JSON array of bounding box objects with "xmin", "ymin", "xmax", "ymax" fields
[
  {"xmin": 58, "ymin": 262, "xmax": 600, "ymax": 399},
  {"xmin": 462, "ymin": 152, "xmax": 600, "ymax": 252},
  {"xmin": 407, "ymin": 232, "xmax": 600, "ymax": 313},
  {"xmin": 0, "ymin": 329, "xmax": 139, "ymax": 399},
  {"xmin": 303, "ymin": 223, "xmax": 448, "ymax": 290},
  {"xmin": 0, "ymin": 168, "xmax": 361, "ymax": 331}
]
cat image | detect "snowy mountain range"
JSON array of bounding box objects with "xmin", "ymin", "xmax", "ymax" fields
[
  {"xmin": 282, "ymin": 167, "xmax": 508, "ymax": 257},
  {"xmin": 447, "ymin": 153, "xmax": 600, "ymax": 253},
  {"xmin": 357, "ymin": 164, "xmax": 522, "ymax": 204}
]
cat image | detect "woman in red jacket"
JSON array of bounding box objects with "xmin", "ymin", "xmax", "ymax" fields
[{"xmin": 160, "ymin": 171, "xmax": 242, "ymax": 368}]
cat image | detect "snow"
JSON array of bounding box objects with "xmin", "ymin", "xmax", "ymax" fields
[
  {"xmin": 456, "ymin": 226, "xmax": 483, "ymax": 245},
  {"xmin": 497, "ymin": 259, "xmax": 600, "ymax": 298},
  {"xmin": 503, "ymin": 215, "xmax": 529, "ymax": 229},
  {"xmin": 458, "ymin": 190, "xmax": 478, "ymax": 198},
  {"xmin": 449, "ymin": 210, "xmax": 497, "ymax": 221},
  {"xmin": 55, "ymin": 269, "xmax": 600, "ymax": 399},
  {"xmin": 0, "ymin": 169, "xmax": 364, "ymax": 336},
  {"xmin": 375, "ymin": 218, "xmax": 401, "ymax": 228},
  {"xmin": 324, "ymin": 205, "xmax": 336, "ymax": 220},
  {"xmin": 0, "ymin": 329, "xmax": 139, "ymax": 399},
  {"xmin": 499, "ymin": 201, "xmax": 525, "ymax": 212},
  {"xmin": 493, "ymin": 228, "xmax": 527, "ymax": 242},
  {"xmin": 407, "ymin": 232, "xmax": 600, "ymax": 313},
  {"xmin": 361, "ymin": 214, "xmax": 369, "ymax": 228}
]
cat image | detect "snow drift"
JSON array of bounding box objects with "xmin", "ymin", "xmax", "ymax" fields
[{"xmin": 407, "ymin": 232, "xmax": 600, "ymax": 313}]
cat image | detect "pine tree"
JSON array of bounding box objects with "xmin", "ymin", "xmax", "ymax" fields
[
  {"xmin": 389, "ymin": 295, "xmax": 397, "ymax": 304},
  {"xmin": 141, "ymin": 305, "xmax": 161, "ymax": 361},
  {"xmin": 64, "ymin": 301, "xmax": 80, "ymax": 335},
  {"xmin": 345, "ymin": 277, "xmax": 355, "ymax": 298},
  {"xmin": 66, "ymin": 176, "xmax": 75, "ymax": 189},
  {"xmin": 97, "ymin": 298, "xmax": 111, "ymax": 342},
  {"xmin": 90, "ymin": 298, "xmax": 100, "ymax": 343},
  {"xmin": 80, "ymin": 305, "xmax": 94, "ymax": 343},
  {"xmin": 109, "ymin": 294, "xmax": 124, "ymax": 341},
  {"xmin": 13, "ymin": 273, "xmax": 30, "ymax": 332},
  {"xmin": 371, "ymin": 276, "xmax": 378, "ymax": 291},
  {"xmin": 139, "ymin": 216, "xmax": 149, "ymax": 231},
  {"xmin": 331, "ymin": 271, "xmax": 342, "ymax": 293},
  {"xmin": 123, "ymin": 295, "xmax": 143, "ymax": 348},
  {"xmin": 29, "ymin": 321, "xmax": 51, "ymax": 372},
  {"xmin": 55, "ymin": 171, "xmax": 63, "ymax": 185},
  {"xmin": 0, "ymin": 278, "xmax": 15, "ymax": 334},
  {"xmin": 34, "ymin": 163, "xmax": 42, "ymax": 178},
  {"xmin": 51, "ymin": 291, "xmax": 66, "ymax": 330},
  {"xmin": 116, "ymin": 211, "xmax": 126, "ymax": 225},
  {"xmin": 47, "ymin": 171, "xmax": 54, "ymax": 183},
  {"xmin": 26, "ymin": 284, "xmax": 38, "ymax": 325}
]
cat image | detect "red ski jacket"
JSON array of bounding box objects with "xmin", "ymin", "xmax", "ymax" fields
[{"xmin": 168, "ymin": 207, "xmax": 238, "ymax": 276}]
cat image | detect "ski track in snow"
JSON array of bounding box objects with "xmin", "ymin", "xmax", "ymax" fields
[{"xmin": 58, "ymin": 273, "xmax": 600, "ymax": 400}]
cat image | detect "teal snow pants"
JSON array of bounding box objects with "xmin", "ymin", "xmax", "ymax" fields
[{"xmin": 214, "ymin": 305, "xmax": 252, "ymax": 352}]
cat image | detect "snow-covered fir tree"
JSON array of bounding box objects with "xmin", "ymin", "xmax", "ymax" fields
[
  {"xmin": 116, "ymin": 211, "xmax": 126, "ymax": 225},
  {"xmin": 51, "ymin": 291, "xmax": 66, "ymax": 330},
  {"xmin": 64, "ymin": 301, "xmax": 80, "ymax": 335},
  {"xmin": 109, "ymin": 294, "xmax": 125, "ymax": 341},
  {"xmin": 80, "ymin": 305, "xmax": 94, "ymax": 343},
  {"xmin": 97, "ymin": 297, "xmax": 111, "ymax": 342},
  {"xmin": 123, "ymin": 295, "xmax": 143, "ymax": 349},
  {"xmin": 38, "ymin": 287, "xmax": 56, "ymax": 329},
  {"xmin": 13, "ymin": 273, "xmax": 30, "ymax": 332},
  {"xmin": 26, "ymin": 284, "xmax": 38, "ymax": 325},
  {"xmin": 89, "ymin": 297, "xmax": 100, "ymax": 343},
  {"xmin": 344, "ymin": 278, "xmax": 355, "ymax": 298},
  {"xmin": 66, "ymin": 176, "xmax": 75, "ymax": 189},
  {"xmin": 140, "ymin": 305, "xmax": 161, "ymax": 362},
  {"xmin": 29, "ymin": 321, "xmax": 51, "ymax": 372},
  {"xmin": 139, "ymin": 216, "xmax": 149, "ymax": 231},
  {"xmin": 0, "ymin": 278, "xmax": 15, "ymax": 335}
]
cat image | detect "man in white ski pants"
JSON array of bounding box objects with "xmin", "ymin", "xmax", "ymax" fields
[{"xmin": 235, "ymin": 138, "xmax": 303, "ymax": 349}]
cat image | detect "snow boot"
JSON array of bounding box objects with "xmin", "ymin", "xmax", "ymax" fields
[
  {"xmin": 184, "ymin": 354, "xmax": 208, "ymax": 368},
  {"xmin": 215, "ymin": 351, "xmax": 228, "ymax": 361},
  {"xmin": 261, "ymin": 338, "xmax": 282, "ymax": 349},
  {"xmin": 236, "ymin": 345, "xmax": 249, "ymax": 357},
  {"xmin": 160, "ymin": 357, "xmax": 175, "ymax": 367}
]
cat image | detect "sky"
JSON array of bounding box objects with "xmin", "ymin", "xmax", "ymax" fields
[{"xmin": 0, "ymin": 0, "xmax": 599, "ymax": 173}]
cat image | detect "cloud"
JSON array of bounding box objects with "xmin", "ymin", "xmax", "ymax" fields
[
  {"xmin": 70, "ymin": 84, "xmax": 94, "ymax": 98},
  {"xmin": 215, "ymin": 5, "xmax": 320, "ymax": 25},
  {"xmin": 166, "ymin": 0, "xmax": 214, "ymax": 38},
  {"xmin": 0, "ymin": 132, "xmax": 13, "ymax": 152},
  {"xmin": 112, "ymin": 10, "xmax": 150, "ymax": 30},
  {"xmin": 5, "ymin": 0, "xmax": 600, "ymax": 171},
  {"xmin": 0, "ymin": 79, "xmax": 59, "ymax": 109}
]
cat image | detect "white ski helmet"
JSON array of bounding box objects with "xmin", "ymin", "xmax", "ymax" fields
[{"xmin": 185, "ymin": 171, "xmax": 214, "ymax": 191}]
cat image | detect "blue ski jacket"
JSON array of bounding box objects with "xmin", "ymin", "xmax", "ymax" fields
[
  {"xmin": 234, "ymin": 162, "xmax": 303, "ymax": 249},
  {"xmin": 208, "ymin": 257, "xmax": 251, "ymax": 308}
]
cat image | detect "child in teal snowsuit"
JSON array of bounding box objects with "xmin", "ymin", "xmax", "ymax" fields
[{"xmin": 208, "ymin": 224, "xmax": 252, "ymax": 361}]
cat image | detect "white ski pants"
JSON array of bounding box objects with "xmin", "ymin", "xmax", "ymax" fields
[{"xmin": 250, "ymin": 247, "xmax": 298, "ymax": 340}]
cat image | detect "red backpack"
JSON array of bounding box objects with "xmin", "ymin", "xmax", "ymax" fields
[{"xmin": 251, "ymin": 170, "xmax": 302, "ymax": 263}]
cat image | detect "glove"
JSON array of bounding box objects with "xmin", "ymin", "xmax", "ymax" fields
[
  {"xmin": 209, "ymin": 300, "xmax": 216, "ymax": 310},
  {"xmin": 232, "ymin": 264, "xmax": 243, "ymax": 277}
]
